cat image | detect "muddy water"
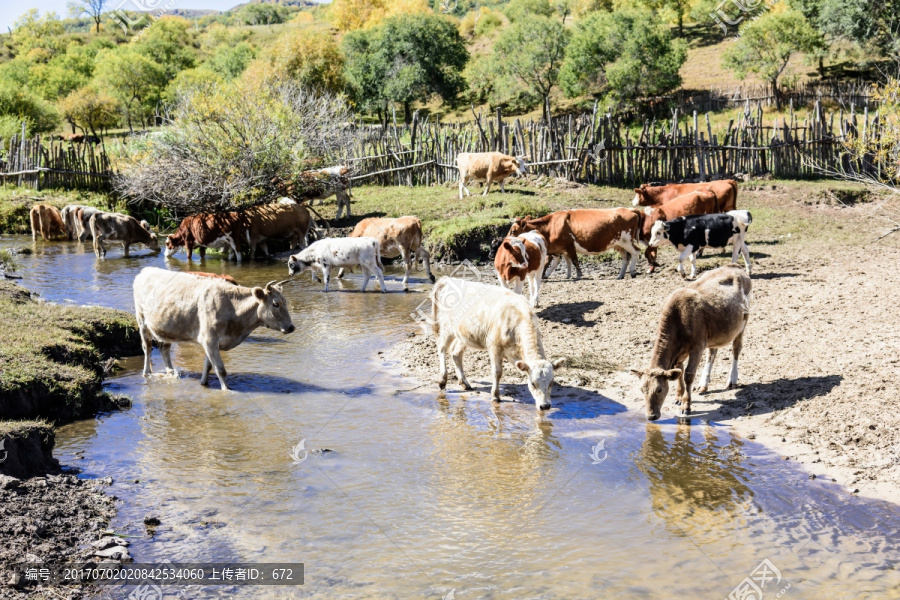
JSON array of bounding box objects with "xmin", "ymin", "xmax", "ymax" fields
[{"xmin": 4, "ymin": 236, "xmax": 900, "ymax": 599}]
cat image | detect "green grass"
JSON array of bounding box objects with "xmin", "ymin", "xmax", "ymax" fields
[
  {"xmin": 0, "ymin": 419, "xmax": 51, "ymax": 438},
  {"xmin": 0, "ymin": 280, "xmax": 141, "ymax": 422}
]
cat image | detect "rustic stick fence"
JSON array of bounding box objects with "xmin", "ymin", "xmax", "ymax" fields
[
  {"xmin": 348, "ymin": 97, "xmax": 885, "ymax": 187},
  {"xmin": 0, "ymin": 130, "xmax": 112, "ymax": 192}
]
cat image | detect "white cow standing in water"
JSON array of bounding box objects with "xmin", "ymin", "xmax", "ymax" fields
[
  {"xmin": 287, "ymin": 237, "xmax": 386, "ymax": 292},
  {"xmin": 431, "ymin": 277, "xmax": 564, "ymax": 409}
]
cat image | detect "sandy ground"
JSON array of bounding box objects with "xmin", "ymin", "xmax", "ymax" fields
[{"xmin": 387, "ymin": 185, "xmax": 900, "ymax": 504}]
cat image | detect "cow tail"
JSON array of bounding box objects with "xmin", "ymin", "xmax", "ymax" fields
[
  {"xmin": 374, "ymin": 239, "xmax": 384, "ymax": 270},
  {"xmin": 628, "ymin": 207, "xmax": 646, "ymax": 244}
]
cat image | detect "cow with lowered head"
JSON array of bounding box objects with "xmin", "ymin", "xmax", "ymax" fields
[
  {"xmin": 457, "ymin": 152, "xmax": 527, "ymax": 199},
  {"xmin": 90, "ymin": 212, "xmax": 160, "ymax": 257}
]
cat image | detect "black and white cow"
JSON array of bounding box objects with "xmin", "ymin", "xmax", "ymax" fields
[{"xmin": 649, "ymin": 210, "xmax": 752, "ymax": 279}]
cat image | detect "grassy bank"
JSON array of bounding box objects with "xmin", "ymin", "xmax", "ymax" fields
[
  {"xmin": 0, "ymin": 280, "xmax": 141, "ymax": 422},
  {"xmin": 0, "ymin": 187, "xmax": 115, "ymax": 235}
]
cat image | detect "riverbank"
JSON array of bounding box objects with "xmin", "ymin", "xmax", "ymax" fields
[
  {"xmin": 0, "ymin": 279, "xmax": 141, "ymax": 421},
  {"xmin": 386, "ymin": 181, "xmax": 900, "ymax": 504}
]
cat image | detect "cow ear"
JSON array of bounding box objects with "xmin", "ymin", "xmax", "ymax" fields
[
  {"xmin": 551, "ymin": 358, "xmax": 565, "ymax": 369},
  {"xmin": 633, "ymin": 188, "xmax": 641, "ymax": 194},
  {"xmin": 664, "ymin": 368, "xmax": 682, "ymax": 381},
  {"xmin": 629, "ymin": 368, "xmax": 645, "ymax": 378},
  {"xmin": 515, "ymin": 360, "xmax": 530, "ymax": 373},
  {"xmin": 252, "ymin": 287, "xmax": 266, "ymax": 301}
]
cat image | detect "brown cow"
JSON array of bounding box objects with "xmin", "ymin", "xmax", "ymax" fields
[
  {"xmin": 494, "ymin": 230, "xmax": 548, "ymax": 307},
  {"xmin": 509, "ymin": 208, "xmax": 643, "ymax": 280},
  {"xmin": 30, "ymin": 204, "xmax": 67, "ymax": 241},
  {"xmin": 74, "ymin": 206, "xmax": 102, "ymax": 241},
  {"xmin": 90, "ymin": 212, "xmax": 160, "ymax": 257},
  {"xmin": 189, "ymin": 272, "xmax": 239, "ymax": 285},
  {"xmin": 633, "ymin": 180, "xmax": 737, "ymax": 212},
  {"xmin": 166, "ymin": 212, "xmax": 245, "ymax": 262},
  {"xmin": 241, "ymin": 201, "xmax": 311, "ymax": 259},
  {"xmin": 457, "ymin": 152, "xmax": 527, "ymax": 199},
  {"xmin": 640, "ymin": 191, "xmax": 719, "ymax": 272},
  {"xmin": 631, "ymin": 265, "xmax": 751, "ymax": 420},
  {"xmin": 337, "ymin": 216, "xmax": 434, "ymax": 290}
]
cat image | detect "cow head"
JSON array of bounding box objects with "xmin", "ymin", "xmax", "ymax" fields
[
  {"xmin": 630, "ymin": 367, "xmax": 682, "ymax": 421},
  {"xmin": 501, "ymin": 238, "xmax": 528, "ymax": 268},
  {"xmin": 253, "ymin": 280, "xmax": 295, "ymax": 334},
  {"xmin": 507, "ymin": 217, "xmax": 532, "ymax": 237},
  {"xmin": 516, "ymin": 357, "xmax": 565, "ymax": 410},
  {"xmin": 287, "ymin": 254, "xmax": 311, "ymax": 277},
  {"xmin": 648, "ymin": 220, "xmax": 671, "ymax": 248},
  {"xmin": 164, "ymin": 233, "xmax": 183, "ymax": 257},
  {"xmin": 514, "ymin": 155, "xmax": 528, "ymax": 176}
]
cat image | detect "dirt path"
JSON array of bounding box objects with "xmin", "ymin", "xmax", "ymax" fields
[{"xmin": 387, "ymin": 184, "xmax": 900, "ymax": 504}]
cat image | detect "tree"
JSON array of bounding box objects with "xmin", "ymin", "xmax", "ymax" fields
[
  {"xmin": 134, "ymin": 17, "xmax": 196, "ymax": 79},
  {"xmin": 59, "ymin": 86, "xmax": 120, "ymax": 134},
  {"xmin": 69, "ymin": 0, "xmax": 107, "ymax": 34},
  {"xmin": 31, "ymin": 44, "xmax": 98, "ymax": 101},
  {"xmin": 10, "ymin": 10, "xmax": 66, "ymax": 57},
  {"xmin": 93, "ymin": 47, "xmax": 168, "ymax": 130},
  {"xmin": 207, "ymin": 42, "xmax": 256, "ymax": 81},
  {"xmin": 639, "ymin": 0, "xmax": 690, "ymax": 36},
  {"xmin": 331, "ymin": 0, "xmax": 432, "ymax": 32},
  {"xmin": 492, "ymin": 15, "xmax": 569, "ymax": 112},
  {"xmin": 116, "ymin": 79, "xmax": 355, "ymax": 213},
  {"xmin": 722, "ymin": 10, "xmax": 822, "ymax": 108},
  {"xmin": 0, "ymin": 82, "xmax": 59, "ymax": 135},
  {"xmin": 342, "ymin": 13, "xmax": 468, "ymax": 122},
  {"xmin": 237, "ymin": 4, "xmax": 288, "ymax": 25},
  {"xmin": 250, "ymin": 30, "xmax": 344, "ymax": 94},
  {"xmin": 560, "ymin": 8, "xmax": 687, "ymax": 100},
  {"xmin": 503, "ymin": 0, "xmax": 554, "ymax": 22}
]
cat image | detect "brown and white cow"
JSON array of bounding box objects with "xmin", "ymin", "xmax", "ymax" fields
[
  {"xmin": 509, "ymin": 208, "xmax": 643, "ymax": 280},
  {"xmin": 337, "ymin": 216, "xmax": 434, "ymax": 290},
  {"xmin": 73, "ymin": 206, "xmax": 102, "ymax": 241},
  {"xmin": 90, "ymin": 212, "xmax": 160, "ymax": 257},
  {"xmin": 30, "ymin": 204, "xmax": 67, "ymax": 241},
  {"xmin": 639, "ymin": 190, "xmax": 720, "ymax": 272},
  {"xmin": 633, "ymin": 180, "xmax": 738, "ymax": 211},
  {"xmin": 457, "ymin": 152, "xmax": 527, "ymax": 199},
  {"xmin": 189, "ymin": 272, "xmax": 239, "ymax": 285},
  {"xmin": 166, "ymin": 212, "xmax": 245, "ymax": 262},
  {"xmin": 631, "ymin": 265, "xmax": 751, "ymax": 420},
  {"xmin": 241, "ymin": 201, "xmax": 311, "ymax": 259},
  {"xmin": 133, "ymin": 267, "xmax": 294, "ymax": 390},
  {"xmin": 277, "ymin": 166, "xmax": 353, "ymax": 220},
  {"xmin": 494, "ymin": 230, "xmax": 548, "ymax": 307}
]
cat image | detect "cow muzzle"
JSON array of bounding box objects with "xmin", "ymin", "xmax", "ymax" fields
[{"xmin": 283, "ymin": 325, "xmax": 296, "ymax": 334}]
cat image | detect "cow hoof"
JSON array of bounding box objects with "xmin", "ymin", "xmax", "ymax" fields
[
  {"xmin": 462, "ymin": 384, "xmax": 473, "ymax": 392},
  {"xmin": 200, "ymin": 380, "xmax": 209, "ymax": 387},
  {"xmin": 438, "ymin": 381, "xmax": 447, "ymax": 390},
  {"xmin": 429, "ymin": 275, "xmax": 436, "ymax": 283},
  {"xmin": 492, "ymin": 396, "xmax": 501, "ymax": 404},
  {"xmin": 726, "ymin": 382, "xmax": 739, "ymax": 390},
  {"xmin": 696, "ymin": 385, "xmax": 708, "ymax": 394}
]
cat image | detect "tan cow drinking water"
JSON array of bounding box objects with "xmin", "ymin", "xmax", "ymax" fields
[
  {"xmin": 29, "ymin": 204, "xmax": 67, "ymax": 241},
  {"xmin": 90, "ymin": 212, "xmax": 160, "ymax": 257},
  {"xmin": 431, "ymin": 277, "xmax": 564, "ymax": 410},
  {"xmin": 133, "ymin": 267, "xmax": 294, "ymax": 390},
  {"xmin": 631, "ymin": 265, "xmax": 751, "ymax": 420},
  {"xmin": 457, "ymin": 152, "xmax": 527, "ymax": 199}
]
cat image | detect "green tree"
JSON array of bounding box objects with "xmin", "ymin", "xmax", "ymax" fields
[
  {"xmin": 722, "ymin": 10, "xmax": 822, "ymax": 108},
  {"xmin": 93, "ymin": 47, "xmax": 167, "ymax": 130},
  {"xmin": 252, "ymin": 30, "xmax": 344, "ymax": 94},
  {"xmin": 342, "ymin": 13, "xmax": 468, "ymax": 122},
  {"xmin": 560, "ymin": 8, "xmax": 686, "ymax": 100},
  {"xmin": 133, "ymin": 17, "xmax": 196, "ymax": 79},
  {"xmin": 59, "ymin": 86, "xmax": 120, "ymax": 134},
  {"xmin": 503, "ymin": 0, "xmax": 554, "ymax": 22},
  {"xmin": 790, "ymin": 0, "xmax": 899, "ymax": 63},
  {"xmin": 31, "ymin": 44, "xmax": 99, "ymax": 101},
  {"xmin": 492, "ymin": 15, "xmax": 569, "ymax": 112},
  {"xmin": 237, "ymin": 4, "xmax": 288, "ymax": 25},
  {"xmin": 207, "ymin": 42, "xmax": 256, "ymax": 81},
  {"xmin": 0, "ymin": 82, "xmax": 59, "ymax": 135},
  {"xmin": 10, "ymin": 10, "xmax": 66, "ymax": 57},
  {"xmin": 640, "ymin": 0, "xmax": 690, "ymax": 36}
]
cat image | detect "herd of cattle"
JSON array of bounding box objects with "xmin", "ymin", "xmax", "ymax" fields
[{"xmin": 27, "ymin": 151, "xmax": 756, "ymax": 420}]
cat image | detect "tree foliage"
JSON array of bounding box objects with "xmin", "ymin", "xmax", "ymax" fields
[
  {"xmin": 93, "ymin": 47, "xmax": 168, "ymax": 129},
  {"xmin": 342, "ymin": 13, "xmax": 468, "ymax": 121},
  {"xmin": 503, "ymin": 0, "xmax": 554, "ymax": 22},
  {"xmin": 0, "ymin": 83, "xmax": 59, "ymax": 135},
  {"xmin": 722, "ymin": 10, "xmax": 822, "ymax": 106},
  {"xmin": 331, "ymin": 0, "xmax": 432, "ymax": 32},
  {"xmin": 59, "ymin": 85, "xmax": 120, "ymax": 134},
  {"xmin": 116, "ymin": 80, "xmax": 354, "ymax": 212},
  {"xmin": 251, "ymin": 30, "xmax": 344, "ymax": 95},
  {"xmin": 560, "ymin": 8, "xmax": 686, "ymax": 100},
  {"xmin": 491, "ymin": 14, "xmax": 569, "ymax": 110}
]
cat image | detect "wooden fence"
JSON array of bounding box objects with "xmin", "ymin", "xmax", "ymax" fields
[
  {"xmin": 349, "ymin": 98, "xmax": 885, "ymax": 187},
  {"xmin": 0, "ymin": 132, "xmax": 112, "ymax": 192}
]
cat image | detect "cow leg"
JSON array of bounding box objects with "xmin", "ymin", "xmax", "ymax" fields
[
  {"xmin": 676, "ymin": 246, "xmax": 692, "ymax": 277},
  {"xmin": 337, "ymin": 268, "xmax": 346, "ymax": 279},
  {"xmin": 30, "ymin": 211, "xmax": 39, "ymax": 241},
  {"xmin": 94, "ymin": 233, "xmax": 106, "ymax": 258},
  {"xmin": 513, "ymin": 279, "xmax": 524, "ymax": 295},
  {"xmin": 342, "ymin": 190, "xmax": 352, "ymax": 218},
  {"xmin": 200, "ymin": 357, "xmax": 212, "ymax": 386},
  {"xmin": 400, "ymin": 246, "xmax": 411, "ymax": 291},
  {"xmin": 458, "ymin": 173, "xmax": 469, "ymax": 199},
  {"xmin": 681, "ymin": 347, "xmax": 704, "ymax": 415},
  {"xmin": 159, "ymin": 343, "xmax": 178, "ymax": 377},
  {"xmin": 528, "ymin": 272, "xmax": 541, "ymax": 307},
  {"xmin": 500, "ymin": 180, "xmax": 506, "ymax": 194},
  {"xmin": 644, "ymin": 245, "xmax": 658, "ymax": 274},
  {"xmin": 418, "ymin": 247, "xmax": 435, "ymax": 283},
  {"xmin": 200, "ymin": 338, "xmax": 229, "ymax": 391},
  {"xmin": 140, "ymin": 328, "xmax": 153, "ymax": 377},
  {"xmin": 360, "ymin": 266, "xmax": 370, "ymax": 292},
  {"xmin": 437, "ymin": 334, "xmax": 452, "ymax": 389},
  {"xmin": 569, "ymin": 250, "xmax": 583, "ymax": 279},
  {"xmin": 696, "ymin": 348, "xmax": 717, "ymax": 393},
  {"xmin": 375, "ymin": 262, "xmax": 386, "ymax": 293},
  {"xmin": 544, "ymin": 255, "xmax": 561, "ymax": 279},
  {"xmin": 687, "ymin": 251, "xmax": 698, "ymax": 279},
  {"xmin": 451, "ymin": 342, "xmax": 472, "ymax": 391},
  {"xmin": 322, "ymin": 265, "xmax": 332, "ymax": 292},
  {"xmin": 615, "ymin": 249, "xmax": 629, "ymax": 280},
  {"xmin": 741, "ymin": 242, "xmax": 752, "ymax": 273},
  {"xmin": 726, "ymin": 331, "xmax": 744, "ymax": 390},
  {"xmin": 482, "ymin": 176, "xmax": 493, "ymax": 196},
  {"xmin": 123, "ymin": 243, "xmax": 130, "ymax": 257},
  {"xmin": 489, "ymin": 347, "xmax": 504, "ymax": 401}
]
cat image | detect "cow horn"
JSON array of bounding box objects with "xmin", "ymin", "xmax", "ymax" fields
[{"xmin": 265, "ymin": 279, "xmax": 290, "ymax": 291}]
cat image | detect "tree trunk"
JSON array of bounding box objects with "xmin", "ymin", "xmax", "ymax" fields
[
  {"xmin": 678, "ymin": 12, "xmax": 684, "ymax": 37},
  {"xmin": 818, "ymin": 56, "xmax": 825, "ymax": 78},
  {"xmin": 772, "ymin": 79, "xmax": 781, "ymax": 110},
  {"xmin": 95, "ymin": 18, "xmax": 101, "ymax": 34},
  {"xmin": 404, "ymin": 101, "xmax": 412, "ymax": 124}
]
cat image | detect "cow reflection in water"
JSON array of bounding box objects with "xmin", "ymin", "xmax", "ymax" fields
[{"xmin": 635, "ymin": 424, "xmax": 753, "ymax": 540}]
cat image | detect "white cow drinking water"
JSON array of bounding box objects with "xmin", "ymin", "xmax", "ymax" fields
[
  {"xmin": 431, "ymin": 277, "xmax": 564, "ymax": 410},
  {"xmin": 288, "ymin": 237, "xmax": 386, "ymax": 292}
]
